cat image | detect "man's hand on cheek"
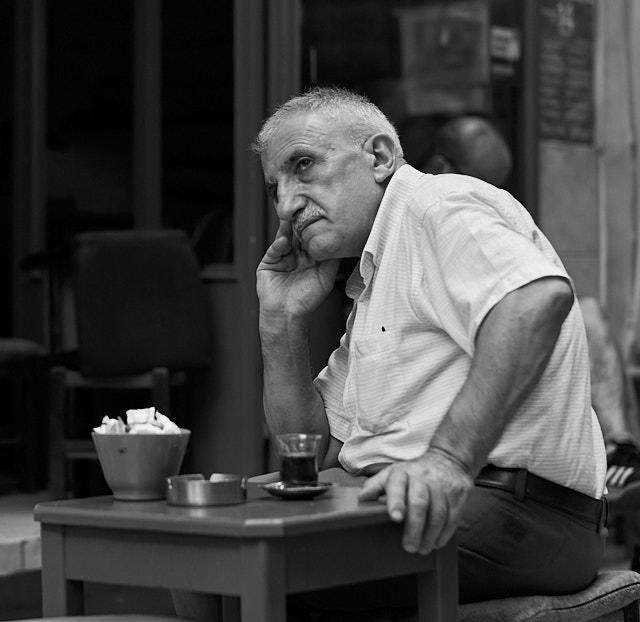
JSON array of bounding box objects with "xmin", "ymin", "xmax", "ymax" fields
[{"xmin": 358, "ymin": 451, "xmax": 473, "ymax": 555}]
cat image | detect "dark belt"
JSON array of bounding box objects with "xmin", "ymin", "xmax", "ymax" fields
[{"xmin": 476, "ymin": 465, "xmax": 607, "ymax": 531}]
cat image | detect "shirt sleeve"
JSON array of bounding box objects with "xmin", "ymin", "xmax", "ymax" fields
[{"xmin": 418, "ymin": 189, "xmax": 571, "ymax": 352}]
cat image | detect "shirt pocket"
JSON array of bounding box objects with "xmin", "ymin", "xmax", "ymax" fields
[{"xmin": 349, "ymin": 334, "xmax": 409, "ymax": 434}]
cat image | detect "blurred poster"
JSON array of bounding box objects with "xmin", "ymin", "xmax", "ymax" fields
[
  {"xmin": 395, "ymin": 2, "xmax": 490, "ymax": 115},
  {"xmin": 538, "ymin": 0, "xmax": 595, "ymax": 143}
]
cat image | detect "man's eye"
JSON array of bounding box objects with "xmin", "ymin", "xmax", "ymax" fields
[
  {"xmin": 267, "ymin": 185, "xmax": 278, "ymax": 203},
  {"xmin": 296, "ymin": 158, "xmax": 312, "ymax": 173}
]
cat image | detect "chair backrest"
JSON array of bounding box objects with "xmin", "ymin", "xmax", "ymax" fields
[{"xmin": 72, "ymin": 229, "xmax": 213, "ymax": 376}]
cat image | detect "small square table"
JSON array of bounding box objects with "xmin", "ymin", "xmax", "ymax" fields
[{"xmin": 35, "ymin": 484, "xmax": 458, "ymax": 622}]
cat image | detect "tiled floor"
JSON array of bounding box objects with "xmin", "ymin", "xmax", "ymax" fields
[
  {"xmin": 0, "ymin": 491, "xmax": 51, "ymax": 579},
  {"xmin": 0, "ymin": 490, "xmax": 635, "ymax": 620},
  {"xmin": 0, "ymin": 490, "xmax": 175, "ymax": 621}
]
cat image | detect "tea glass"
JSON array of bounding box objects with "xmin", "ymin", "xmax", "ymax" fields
[{"xmin": 275, "ymin": 433, "xmax": 321, "ymax": 484}]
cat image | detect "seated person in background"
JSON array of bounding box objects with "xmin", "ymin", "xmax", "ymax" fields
[
  {"xmin": 253, "ymin": 87, "xmax": 605, "ymax": 610},
  {"xmin": 424, "ymin": 115, "xmax": 640, "ymax": 499},
  {"xmin": 580, "ymin": 296, "xmax": 640, "ymax": 497},
  {"xmin": 421, "ymin": 115, "xmax": 513, "ymax": 187}
]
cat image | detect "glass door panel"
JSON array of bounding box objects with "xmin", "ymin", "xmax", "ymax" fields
[
  {"xmin": 46, "ymin": 0, "xmax": 134, "ymax": 250},
  {"xmin": 302, "ymin": 0, "xmax": 493, "ymax": 167},
  {"xmin": 161, "ymin": 0, "xmax": 234, "ymax": 265},
  {"xmin": 300, "ymin": 0, "xmax": 524, "ymax": 199}
]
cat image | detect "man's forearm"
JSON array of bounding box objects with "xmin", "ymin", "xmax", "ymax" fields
[
  {"xmin": 260, "ymin": 312, "xmax": 331, "ymax": 454},
  {"xmin": 428, "ymin": 277, "xmax": 574, "ymax": 478}
]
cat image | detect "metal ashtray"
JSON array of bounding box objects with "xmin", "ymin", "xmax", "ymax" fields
[{"xmin": 166, "ymin": 473, "xmax": 247, "ymax": 507}]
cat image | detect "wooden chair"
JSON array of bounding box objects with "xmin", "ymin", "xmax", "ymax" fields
[
  {"xmin": 49, "ymin": 230, "xmax": 213, "ymax": 499},
  {"xmin": 0, "ymin": 338, "xmax": 46, "ymax": 491}
]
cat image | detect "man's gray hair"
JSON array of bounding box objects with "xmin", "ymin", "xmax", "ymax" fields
[{"xmin": 252, "ymin": 86, "xmax": 404, "ymax": 157}]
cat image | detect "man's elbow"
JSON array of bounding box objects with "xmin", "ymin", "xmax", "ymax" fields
[{"xmin": 545, "ymin": 278, "xmax": 575, "ymax": 325}]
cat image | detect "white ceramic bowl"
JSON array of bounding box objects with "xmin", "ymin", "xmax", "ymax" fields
[{"xmin": 92, "ymin": 429, "xmax": 190, "ymax": 501}]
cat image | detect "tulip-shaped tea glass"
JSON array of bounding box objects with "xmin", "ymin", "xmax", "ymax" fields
[{"xmin": 275, "ymin": 433, "xmax": 321, "ymax": 484}]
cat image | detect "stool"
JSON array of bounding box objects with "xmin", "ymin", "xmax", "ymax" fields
[
  {"xmin": 458, "ymin": 570, "xmax": 640, "ymax": 622},
  {"xmin": 0, "ymin": 338, "xmax": 47, "ymax": 491}
]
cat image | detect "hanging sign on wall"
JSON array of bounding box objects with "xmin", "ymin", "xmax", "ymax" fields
[{"xmin": 538, "ymin": 0, "xmax": 595, "ymax": 143}]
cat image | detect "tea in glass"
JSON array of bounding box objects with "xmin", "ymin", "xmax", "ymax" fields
[{"xmin": 276, "ymin": 433, "xmax": 321, "ymax": 484}]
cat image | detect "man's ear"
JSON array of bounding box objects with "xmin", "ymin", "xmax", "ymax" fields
[
  {"xmin": 423, "ymin": 154, "xmax": 451, "ymax": 175},
  {"xmin": 364, "ymin": 133, "xmax": 397, "ymax": 183}
]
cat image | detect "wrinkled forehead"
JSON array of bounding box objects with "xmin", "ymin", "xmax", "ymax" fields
[{"xmin": 260, "ymin": 111, "xmax": 349, "ymax": 173}]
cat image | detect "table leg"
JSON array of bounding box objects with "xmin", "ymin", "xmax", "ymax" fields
[
  {"xmin": 417, "ymin": 537, "xmax": 459, "ymax": 622},
  {"xmin": 239, "ymin": 540, "xmax": 286, "ymax": 622},
  {"xmin": 40, "ymin": 524, "xmax": 84, "ymax": 616}
]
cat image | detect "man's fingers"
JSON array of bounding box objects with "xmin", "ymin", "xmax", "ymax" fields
[
  {"xmin": 276, "ymin": 219, "xmax": 292, "ymax": 237},
  {"xmin": 432, "ymin": 490, "xmax": 465, "ymax": 552},
  {"xmin": 257, "ymin": 220, "xmax": 294, "ymax": 267},
  {"xmin": 358, "ymin": 468, "xmax": 406, "ymax": 523},
  {"xmin": 417, "ymin": 487, "xmax": 449, "ymax": 555},
  {"xmin": 357, "ymin": 470, "xmax": 388, "ymax": 501},
  {"xmin": 260, "ymin": 235, "xmax": 292, "ymax": 265},
  {"xmin": 383, "ymin": 469, "xmax": 410, "ymax": 524},
  {"xmin": 401, "ymin": 476, "xmax": 430, "ymax": 553}
]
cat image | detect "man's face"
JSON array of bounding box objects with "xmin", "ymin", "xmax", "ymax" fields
[{"xmin": 261, "ymin": 112, "xmax": 384, "ymax": 261}]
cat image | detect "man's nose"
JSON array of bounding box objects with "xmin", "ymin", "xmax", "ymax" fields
[{"xmin": 275, "ymin": 180, "xmax": 306, "ymax": 221}]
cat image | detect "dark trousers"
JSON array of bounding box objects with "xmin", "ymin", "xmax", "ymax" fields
[
  {"xmin": 458, "ymin": 485, "xmax": 605, "ymax": 603},
  {"xmin": 292, "ymin": 484, "xmax": 606, "ymax": 613}
]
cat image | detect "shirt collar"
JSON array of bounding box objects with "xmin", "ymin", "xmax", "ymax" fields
[{"xmin": 346, "ymin": 164, "xmax": 425, "ymax": 298}]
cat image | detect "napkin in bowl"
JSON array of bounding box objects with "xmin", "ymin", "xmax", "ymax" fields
[{"xmin": 93, "ymin": 406, "xmax": 181, "ymax": 435}]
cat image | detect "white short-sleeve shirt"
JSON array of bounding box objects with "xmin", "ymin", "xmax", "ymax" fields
[{"xmin": 314, "ymin": 164, "xmax": 606, "ymax": 499}]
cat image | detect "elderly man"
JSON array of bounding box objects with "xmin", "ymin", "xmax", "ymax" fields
[
  {"xmin": 252, "ymin": 86, "xmax": 606, "ymax": 611},
  {"xmin": 173, "ymin": 87, "xmax": 607, "ymax": 619}
]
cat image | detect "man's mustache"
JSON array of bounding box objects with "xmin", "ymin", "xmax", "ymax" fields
[{"xmin": 293, "ymin": 205, "xmax": 323, "ymax": 239}]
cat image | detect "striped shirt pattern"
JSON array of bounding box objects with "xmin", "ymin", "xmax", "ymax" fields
[{"xmin": 314, "ymin": 164, "xmax": 606, "ymax": 499}]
